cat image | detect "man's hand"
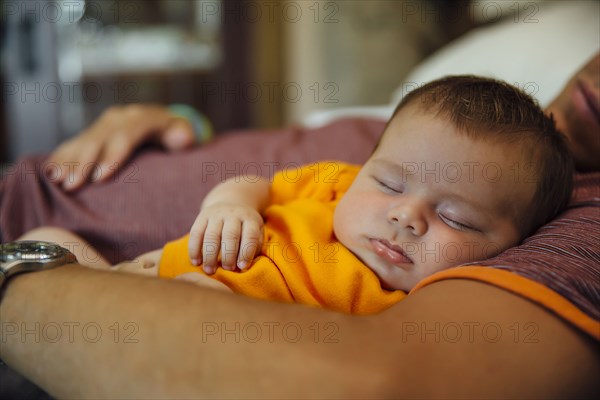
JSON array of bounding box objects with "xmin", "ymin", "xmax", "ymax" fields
[
  {"xmin": 48, "ymin": 104, "xmax": 196, "ymax": 191},
  {"xmin": 188, "ymin": 203, "xmax": 264, "ymax": 274}
]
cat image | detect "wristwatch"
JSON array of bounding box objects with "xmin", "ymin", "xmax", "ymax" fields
[{"xmin": 0, "ymin": 240, "xmax": 78, "ymax": 290}]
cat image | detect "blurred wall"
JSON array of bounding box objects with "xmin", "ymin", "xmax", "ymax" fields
[
  {"xmin": 284, "ymin": 1, "xmax": 433, "ymax": 125},
  {"xmin": 1, "ymin": 0, "xmax": 472, "ymax": 161},
  {"xmin": 280, "ymin": 0, "xmax": 473, "ymax": 125}
]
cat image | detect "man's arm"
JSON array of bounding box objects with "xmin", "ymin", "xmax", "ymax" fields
[{"xmin": 1, "ymin": 264, "xmax": 598, "ymax": 398}]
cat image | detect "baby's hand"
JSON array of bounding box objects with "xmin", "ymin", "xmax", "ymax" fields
[{"xmin": 188, "ymin": 203, "xmax": 264, "ymax": 274}]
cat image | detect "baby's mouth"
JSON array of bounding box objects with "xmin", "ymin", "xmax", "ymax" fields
[{"xmin": 369, "ymin": 238, "xmax": 413, "ymax": 267}]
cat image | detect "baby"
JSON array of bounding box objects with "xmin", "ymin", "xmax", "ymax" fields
[{"xmin": 22, "ymin": 76, "xmax": 574, "ymax": 314}]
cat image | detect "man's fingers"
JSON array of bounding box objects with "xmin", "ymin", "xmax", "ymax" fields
[
  {"xmin": 92, "ymin": 132, "xmax": 138, "ymax": 183},
  {"xmin": 161, "ymin": 118, "xmax": 196, "ymax": 151},
  {"xmin": 48, "ymin": 135, "xmax": 103, "ymax": 191},
  {"xmin": 47, "ymin": 144, "xmax": 75, "ymax": 185},
  {"xmin": 46, "ymin": 104, "xmax": 181, "ymax": 191}
]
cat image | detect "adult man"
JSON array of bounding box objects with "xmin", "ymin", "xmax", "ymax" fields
[{"xmin": 1, "ymin": 55, "xmax": 599, "ymax": 398}]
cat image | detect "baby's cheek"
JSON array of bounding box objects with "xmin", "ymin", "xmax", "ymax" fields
[
  {"xmin": 463, "ymin": 240, "xmax": 504, "ymax": 264},
  {"xmin": 333, "ymin": 194, "xmax": 364, "ymax": 249},
  {"xmin": 430, "ymin": 233, "xmax": 493, "ymax": 267},
  {"xmin": 333, "ymin": 203, "xmax": 351, "ymax": 245}
]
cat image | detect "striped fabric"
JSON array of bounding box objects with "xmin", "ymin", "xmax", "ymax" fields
[
  {"xmin": 412, "ymin": 172, "xmax": 599, "ymax": 338},
  {"xmin": 466, "ymin": 172, "xmax": 600, "ymax": 321}
]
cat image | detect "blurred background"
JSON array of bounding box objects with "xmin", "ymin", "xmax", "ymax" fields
[{"xmin": 0, "ymin": 0, "xmax": 482, "ymax": 162}]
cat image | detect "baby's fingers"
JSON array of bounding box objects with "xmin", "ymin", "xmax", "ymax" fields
[
  {"xmin": 201, "ymin": 219, "xmax": 225, "ymax": 274},
  {"xmin": 237, "ymin": 220, "xmax": 263, "ymax": 270},
  {"xmin": 219, "ymin": 219, "xmax": 242, "ymax": 271},
  {"xmin": 188, "ymin": 217, "xmax": 209, "ymax": 266}
]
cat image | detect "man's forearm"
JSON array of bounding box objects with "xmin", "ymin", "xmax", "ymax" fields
[
  {"xmin": 1, "ymin": 264, "xmax": 598, "ymax": 398},
  {"xmin": 0, "ymin": 264, "xmax": 375, "ymax": 398}
]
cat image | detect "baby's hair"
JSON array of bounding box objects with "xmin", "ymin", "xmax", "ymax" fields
[{"xmin": 384, "ymin": 75, "xmax": 574, "ymax": 238}]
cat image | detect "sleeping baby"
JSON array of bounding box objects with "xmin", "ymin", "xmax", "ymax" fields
[{"xmin": 22, "ymin": 76, "xmax": 574, "ymax": 314}]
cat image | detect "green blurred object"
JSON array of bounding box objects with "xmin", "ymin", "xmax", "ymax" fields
[{"xmin": 167, "ymin": 103, "xmax": 214, "ymax": 144}]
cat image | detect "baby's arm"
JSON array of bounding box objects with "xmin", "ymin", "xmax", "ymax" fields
[
  {"xmin": 113, "ymin": 250, "xmax": 232, "ymax": 292},
  {"xmin": 111, "ymin": 249, "xmax": 162, "ymax": 276},
  {"xmin": 188, "ymin": 175, "xmax": 271, "ymax": 274}
]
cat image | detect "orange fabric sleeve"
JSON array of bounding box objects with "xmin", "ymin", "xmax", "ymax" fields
[
  {"xmin": 159, "ymin": 234, "xmax": 295, "ymax": 303},
  {"xmin": 269, "ymin": 161, "xmax": 355, "ymax": 205},
  {"xmin": 410, "ymin": 266, "xmax": 600, "ymax": 340},
  {"xmin": 159, "ymin": 161, "xmax": 406, "ymax": 314},
  {"xmin": 160, "ymin": 233, "xmax": 406, "ymax": 313}
]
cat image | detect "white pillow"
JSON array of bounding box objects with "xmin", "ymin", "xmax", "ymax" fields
[
  {"xmin": 392, "ymin": 1, "xmax": 600, "ymax": 108},
  {"xmin": 303, "ymin": 1, "xmax": 599, "ymax": 128}
]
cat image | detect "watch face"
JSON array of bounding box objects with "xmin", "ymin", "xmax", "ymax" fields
[{"xmin": 0, "ymin": 240, "xmax": 66, "ymax": 263}]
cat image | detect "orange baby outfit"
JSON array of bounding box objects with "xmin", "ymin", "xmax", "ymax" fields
[{"xmin": 159, "ymin": 161, "xmax": 407, "ymax": 314}]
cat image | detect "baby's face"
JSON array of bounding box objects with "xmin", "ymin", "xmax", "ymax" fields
[{"xmin": 333, "ymin": 106, "xmax": 536, "ymax": 292}]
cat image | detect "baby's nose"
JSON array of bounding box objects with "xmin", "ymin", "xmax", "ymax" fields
[{"xmin": 387, "ymin": 202, "xmax": 427, "ymax": 236}]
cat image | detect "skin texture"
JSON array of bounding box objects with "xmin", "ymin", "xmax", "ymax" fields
[
  {"xmin": 333, "ymin": 105, "xmax": 534, "ymax": 291},
  {"xmin": 0, "ymin": 265, "xmax": 598, "ymax": 398},
  {"xmin": 546, "ymin": 52, "xmax": 600, "ymax": 172},
  {"xmin": 7, "ymin": 98, "xmax": 597, "ymax": 396},
  {"xmin": 21, "ymin": 111, "xmax": 535, "ymax": 294},
  {"xmin": 17, "ymin": 227, "xmax": 231, "ymax": 292},
  {"xmin": 188, "ymin": 176, "xmax": 271, "ymax": 273},
  {"xmin": 3, "ymin": 56, "xmax": 598, "ymax": 398},
  {"xmin": 50, "ymin": 106, "xmax": 533, "ymax": 293},
  {"xmin": 179, "ymin": 106, "xmax": 535, "ymax": 292},
  {"xmin": 47, "ymin": 104, "xmax": 196, "ymax": 191}
]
